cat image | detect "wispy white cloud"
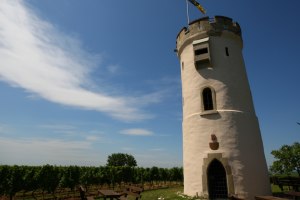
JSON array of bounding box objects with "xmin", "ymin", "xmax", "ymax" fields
[
  {"xmin": 106, "ymin": 64, "xmax": 120, "ymax": 75},
  {"xmin": 122, "ymin": 147, "xmax": 134, "ymax": 151},
  {"xmin": 0, "ymin": 0, "xmax": 159, "ymax": 121},
  {"xmin": 0, "ymin": 123, "xmax": 10, "ymax": 134},
  {"xmin": 85, "ymin": 135, "xmax": 101, "ymax": 141},
  {"xmin": 38, "ymin": 124, "xmax": 78, "ymax": 136},
  {"xmin": 0, "ymin": 125, "xmax": 4, "ymax": 133},
  {"xmin": 0, "ymin": 136, "xmax": 104, "ymax": 166},
  {"xmin": 149, "ymin": 148, "xmax": 165, "ymax": 152},
  {"xmin": 130, "ymin": 90, "xmax": 167, "ymax": 106},
  {"xmin": 120, "ymin": 128, "xmax": 154, "ymax": 136},
  {"xmin": 38, "ymin": 124, "xmax": 105, "ymax": 142},
  {"xmin": 38, "ymin": 124, "xmax": 76, "ymax": 131},
  {"xmin": 135, "ymin": 153, "xmax": 182, "ymax": 168}
]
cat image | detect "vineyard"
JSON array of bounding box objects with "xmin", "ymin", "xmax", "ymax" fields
[{"xmin": 0, "ymin": 165, "xmax": 183, "ymax": 200}]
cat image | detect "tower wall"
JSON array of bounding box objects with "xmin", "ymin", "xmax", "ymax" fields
[{"xmin": 177, "ymin": 16, "xmax": 271, "ymax": 199}]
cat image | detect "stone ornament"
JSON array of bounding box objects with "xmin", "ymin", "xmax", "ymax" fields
[{"xmin": 209, "ymin": 134, "xmax": 219, "ymax": 150}]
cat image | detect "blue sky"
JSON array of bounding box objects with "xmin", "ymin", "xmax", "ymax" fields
[{"xmin": 0, "ymin": 0, "xmax": 299, "ymax": 168}]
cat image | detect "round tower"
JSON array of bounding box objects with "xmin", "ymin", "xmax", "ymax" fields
[{"xmin": 176, "ymin": 16, "xmax": 271, "ymax": 199}]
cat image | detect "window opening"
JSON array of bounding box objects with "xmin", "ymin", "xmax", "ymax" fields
[
  {"xmin": 202, "ymin": 88, "xmax": 214, "ymax": 111},
  {"xmin": 181, "ymin": 62, "xmax": 184, "ymax": 70},
  {"xmin": 195, "ymin": 48, "xmax": 208, "ymax": 56},
  {"xmin": 225, "ymin": 47, "xmax": 229, "ymax": 57},
  {"xmin": 193, "ymin": 38, "xmax": 211, "ymax": 69}
]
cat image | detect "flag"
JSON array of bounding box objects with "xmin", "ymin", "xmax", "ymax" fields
[{"xmin": 188, "ymin": 0, "xmax": 206, "ymax": 14}]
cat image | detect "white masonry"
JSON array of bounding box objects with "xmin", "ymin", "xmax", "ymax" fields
[{"xmin": 176, "ymin": 16, "xmax": 271, "ymax": 199}]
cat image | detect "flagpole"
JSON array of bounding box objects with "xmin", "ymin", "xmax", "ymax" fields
[{"xmin": 186, "ymin": 0, "xmax": 190, "ymax": 26}]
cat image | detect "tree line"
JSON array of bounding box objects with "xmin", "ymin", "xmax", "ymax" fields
[{"xmin": 0, "ymin": 165, "xmax": 183, "ymax": 200}]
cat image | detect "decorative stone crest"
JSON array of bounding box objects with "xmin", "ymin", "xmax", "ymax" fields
[{"xmin": 209, "ymin": 134, "xmax": 219, "ymax": 150}]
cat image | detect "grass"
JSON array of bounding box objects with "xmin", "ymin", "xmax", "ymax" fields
[
  {"xmin": 132, "ymin": 184, "xmax": 287, "ymax": 200},
  {"xmin": 10, "ymin": 184, "xmax": 290, "ymax": 200},
  {"xmin": 272, "ymin": 184, "xmax": 283, "ymax": 193},
  {"xmin": 131, "ymin": 187, "xmax": 202, "ymax": 200}
]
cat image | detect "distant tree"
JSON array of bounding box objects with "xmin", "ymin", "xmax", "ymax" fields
[
  {"xmin": 270, "ymin": 142, "xmax": 300, "ymax": 176},
  {"xmin": 106, "ymin": 153, "xmax": 137, "ymax": 167}
]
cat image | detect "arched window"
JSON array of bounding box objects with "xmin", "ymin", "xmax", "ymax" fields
[{"xmin": 202, "ymin": 87, "xmax": 214, "ymax": 111}]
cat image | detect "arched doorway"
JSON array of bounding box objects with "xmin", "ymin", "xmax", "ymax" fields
[{"xmin": 207, "ymin": 159, "xmax": 228, "ymax": 199}]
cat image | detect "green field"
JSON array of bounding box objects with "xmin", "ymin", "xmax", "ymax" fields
[
  {"xmin": 11, "ymin": 187, "xmax": 200, "ymax": 200},
  {"xmin": 7, "ymin": 184, "xmax": 291, "ymax": 200},
  {"xmin": 126, "ymin": 187, "xmax": 200, "ymax": 200},
  {"xmin": 127, "ymin": 184, "xmax": 286, "ymax": 200}
]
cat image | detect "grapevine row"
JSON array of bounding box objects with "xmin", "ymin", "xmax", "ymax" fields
[{"xmin": 0, "ymin": 165, "xmax": 183, "ymax": 200}]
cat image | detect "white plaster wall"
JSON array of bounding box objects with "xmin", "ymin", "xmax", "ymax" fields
[{"xmin": 180, "ymin": 31, "xmax": 271, "ymax": 199}]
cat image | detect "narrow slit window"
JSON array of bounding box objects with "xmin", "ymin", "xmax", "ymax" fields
[
  {"xmin": 181, "ymin": 62, "xmax": 184, "ymax": 70},
  {"xmin": 202, "ymin": 88, "xmax": 214, "ymax": 111},
  {"xmin": 225, "ymin": 47, "xmax": 229, "ymax": 57}
]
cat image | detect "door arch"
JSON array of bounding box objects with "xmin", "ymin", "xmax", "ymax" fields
[{"xmin": 207, "ymin": 159, "xmax": 228, "ymax": 199}]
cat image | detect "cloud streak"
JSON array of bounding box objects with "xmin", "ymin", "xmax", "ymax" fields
[
  {"xmin": 120, "ymin": 128, "xmax": 154, "ymax": 136},
  {"xmin": 0, "ymin": 0, "xmax": 156, "ymax": 121},
  {"xmin": 0, "ymin": 136, "xmax": 103, "ymax": 166}
]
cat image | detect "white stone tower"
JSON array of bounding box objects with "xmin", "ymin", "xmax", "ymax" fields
[{"xmin": 176, "ymin": 16, "xmax": 271, "ymax": 199}]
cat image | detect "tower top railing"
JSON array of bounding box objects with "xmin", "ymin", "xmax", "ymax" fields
[{"xmin": 176, "ymin": 16, "xmax": 242, "ymax": 51}]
